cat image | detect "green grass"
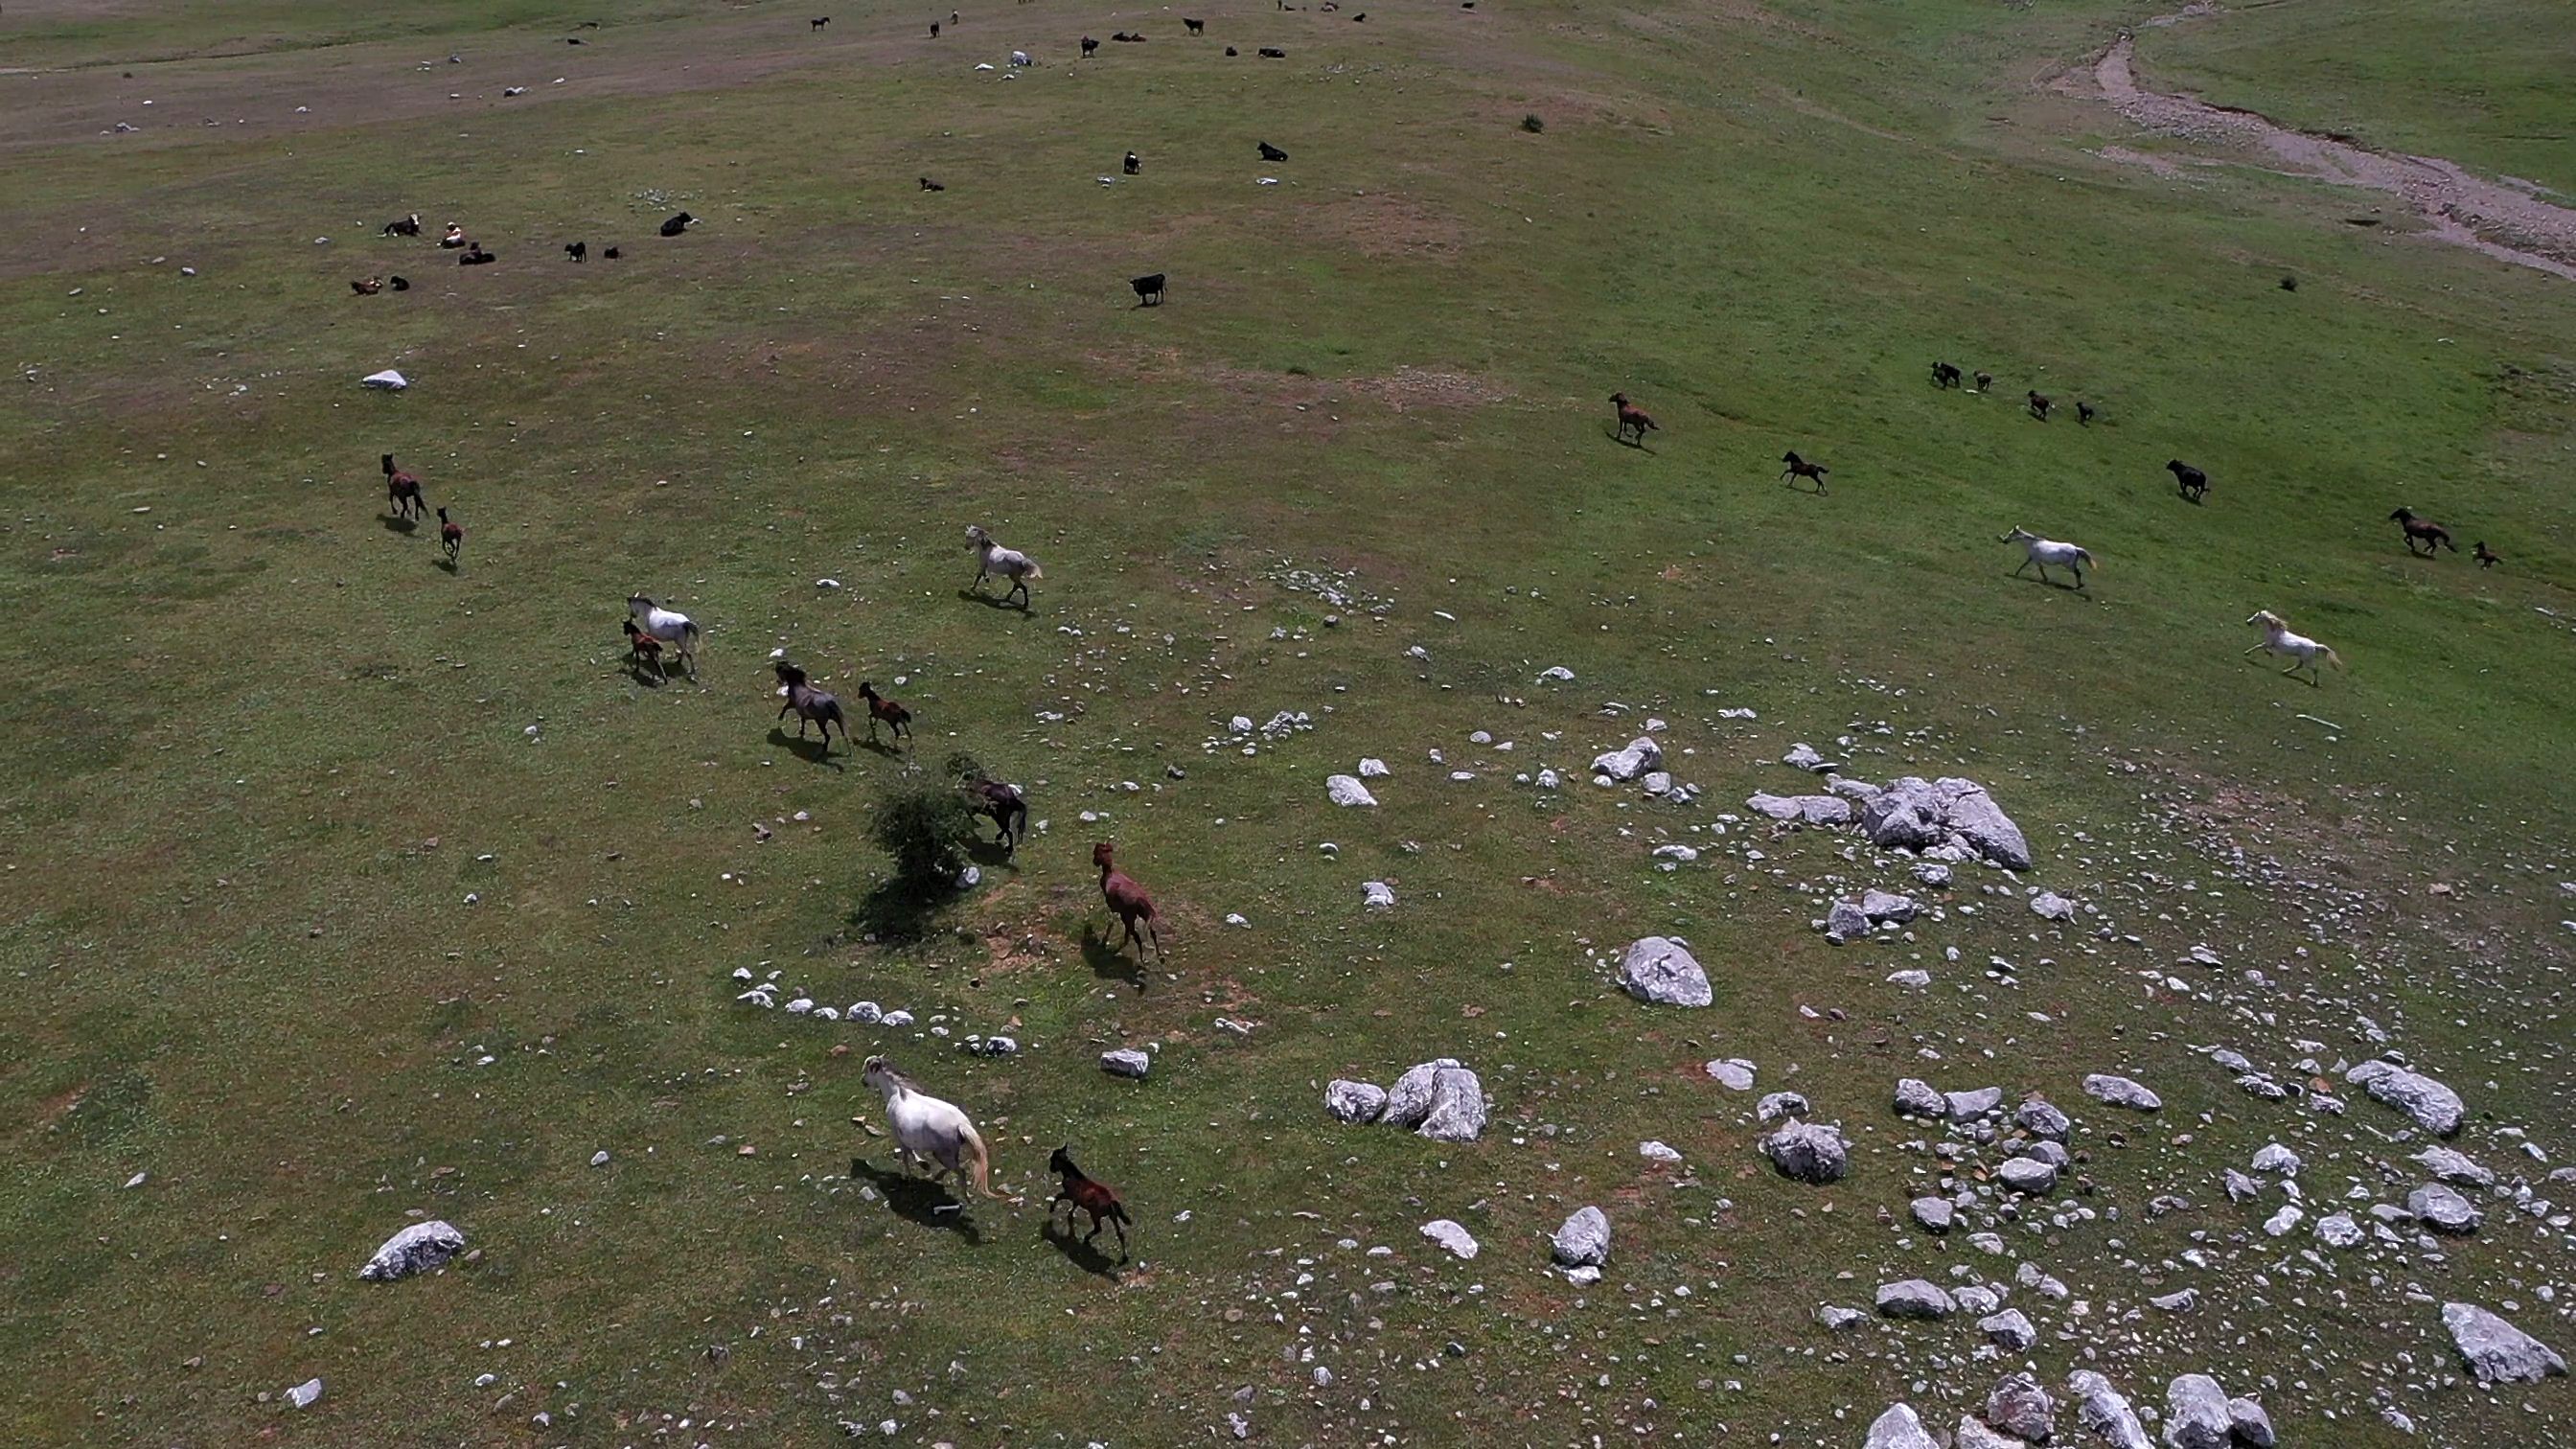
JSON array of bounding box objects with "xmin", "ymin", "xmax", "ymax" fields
[
  {"xmin": 2136, "ymin": 0, "xmax": 2576, "ymax": 196},
  {"xmin": 5, "ymin": 1, "xmax": 2575, "ymax": 1445}
]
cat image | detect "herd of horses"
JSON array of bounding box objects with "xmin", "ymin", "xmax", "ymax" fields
[{"xmin": 1598, "ymin": 361, "xmax": 2504, "ymax": 684}]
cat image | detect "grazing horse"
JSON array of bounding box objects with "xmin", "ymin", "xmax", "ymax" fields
[
  {"xmin": 812, "ymin": 14, "xmax": 830, "ymax": 28},
  {"xmin": 622, "ymin": 619, "xmax": 667, "ymax": 678},
  {"xmin": 626, "ymin": 593, "xmax": 702, "ymax": 678},
  {"xmin": 2474, "ymin": 540, "xmax": 2500, "ymax": 569},
  {"xmin": 2027, "ymin": 391, "xmax": 2052, "ymax": 421},
  {"xmin": 860, "ymin": 1057, "xmax": 1010, "ymax": 1203},
  {"xmin": 773, "ymin": 661, "xmax": 850, "ymax": 749},
  {"xmin": 2389, "ymin": 507, "xmax": 2455, "ymax": 557},
  {"xmin": 382, "ymin": 454, "xmax": 425, "ymax": 518},
  {"xmin": 1609, "ymin": 392, "xmax": 1658, "ymax": 445},
  {"xmin": 1184, "ymin": 16, "xmax": 1205, "ymax": 33},
  {"xmin": 1093, "ymin": 841, "xmax": 1162, "ymax": 958},
  {"xmin": 1047, "ymin": 1146, "xmax": 1132, "ymax": 1257},
  {"xmin": 436, "ymin": 506, "xmax": 464, "ymax": 564},
  {"xmin": 2000, "ymin": 526, "xmax": 2095, "ymax": 589},
  {"xmin": 856, "ymin": 682, "xmax": 912, "ymax": 744},
  {"xmin": 564, "ymin": 241, "xmax": 586, "ymax": 262},
  {"xmin": 967, "ymin": 524, "xmax": 1043, "ymax": 607},
  {"xmin": 962, "ymin": 774, "xmax": 1027, "ymax": 852},
  {"xmin": 2244, "ymin": 610, "xmax": 2341, "ymax": 685},
  {"xmin": 1780, "ymin": 449, "xmax": 1829, "ymax": 494},
  {"xmin": 2166, "ymin": 459, "xmax": 2209, "ymax": 503},
  {"xmin": 1130, "ymin": 273, "xmax": 1166, "ymax": 306},
  {"xmin": 1930, "ymin": 361, "xmax": 1962, "ymax": 389}
]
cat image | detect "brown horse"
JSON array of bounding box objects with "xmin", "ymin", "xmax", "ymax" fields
[
  {"xmin": 773, "ymin": 662, "xmax": 849, "ymax": 750},
  {"xmin": 1609, "ymin": 392, "xmax": 1657, "ymax": 445},
  {"xmin": 2389, "ymin": 508, "xmax": 2456, "ymax": 557},
  {"xmin": 1093, "ymin": 841, "xmax": 1162, "ymax": 957},
  {"xmin": 382, "ymin": 454, "xmax": 425, "ymax": 519},
  {"xmin": 962, "ymin": 775, "xmax": 1027, "ymax": 852}
]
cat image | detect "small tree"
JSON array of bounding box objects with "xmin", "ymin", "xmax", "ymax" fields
[{"xmin": 870, "ymin": 770, "xmax": 978, "ymax": 885}]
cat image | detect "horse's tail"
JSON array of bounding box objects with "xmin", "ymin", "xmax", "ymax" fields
[
  {"xmin": 2442, "ymin": 534, "xmax": 2457, "ymax": 551},
  {"xmin": 679, "ymin": 620, "xmax": 702, "ymax": 651},
  {"xmin": 2321, "ymin": 646, "xmax": 2344, "ymax": 671},
  {"xmin": 959, "ymin": 1123, "xmax": 1010, "ymax": 1201},
  {"xmin": 1023, "ymin": 561, "xmax": 1044, "ymax": 580},
  {"xmin": 2077, "ymin": 547, "xmax": 2098, "ymax": 569}
]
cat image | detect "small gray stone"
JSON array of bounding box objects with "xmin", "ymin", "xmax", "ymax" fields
[
  {"xmin": 1955, "ymin": 1418, "xmax": 2021, "ymax": 1449},
  {"xmin": 2408, "ymin": 1183, "xmax": 2482, "ymax": 1233},
  {"xmin": 1590, "ymin": 736, "xmax": 1663, "ymax": 782},
  {"xmin": 2414, "ymin": 1144, "xmax": 2494, "ymax": 1186},
  {"xmin": 1414, "ymin": 1064, "xmax": 1488, "ymax": 1142},
  {"xmin": 2163, "ymin": 1373, "xmax": 2230, "ymax": 1449},
  {"xmin": 1761, "ymin": 1120, "xmax": 1848, "ymax": 1183},
  {"xmin": 2015, "ymin": 1095, "xmax": 2071, "ymax": 1140},
  {"xmin": 1823, "ymin": 899, "xmax": 1874, "ymax": 943},
  {"xmin": 1862, "ymin": 1404, "xmax": 1941, "ymax": 1449},
  {"xmin": 1998, "ymin": 1157, "xmax": 2059, "ymax": 1195},
  {"xmin": 1895, "ymin": 1077, "xmax": 1949, "ymax": 1118},
  {"xmin": 1980, "ymin": 1309, "xmax": 2037, "ymax": 1351},
  {"xmin": 1756, "ymin": 1090, "xmax": 1809, "ymax": 1123},
  {"xmin": 286, "ymin": 1378, "xmax": 323, "ymax": 1410},
  {"xmin": 2250, "ymin": 1143, "xmax": 2301, "ymax": 1177},
  {"xmin": 2083, "ymin": 1073, "xmax": 2162, "ymax": 1111},
  {"xmin": 2029, "ymin": 890, "xmax": 2076, "ymax": 922},
  {"xmin": 1859, "ymin": 889, "xmax": 1918, "ymax": 923},
  {"xmin": 1551, "ymin": 1206, "xmax": 1610, "ymax": 1268},
  {"xmin": 1619, "ymin": 936, "xmax": 1713, "ymax": 1007},
  {"xmin": 1419, "ymin": 1219, "xmax": 1479, "ymax": 1259},
  {"xmin": 1705, "ymin": 1058, "xmax": 1756, "ymax": 1091},
  {"xmin": 1100, "ymin": 1048, "xmax": 1151, "ymax": 1079},
  {"xmin": 1874, "ymin": 1278, "xmax": 1956, "ymax": 1320},
  {"xmin": 1782, "ymin": 742, "xmax": 1833, "ymax": 772},
  {"xmin": 2345, "ymin": 1059, "xmax": 2465, "ymax": 1136},
  {"xmin": 1324, "ymin": 774, "xmax": 1378, "ymax": 808},
  {"xmin": 1324, "ymin": 1079, "xmax": 1388, "ymax": 1123},
  {"xmin": 1944, "ymin": 1086, "xmax": 2004, "ymax": 1118},
  {"xmin": 2444, "ymin": 1303, "xmax": 2567, "ymax": 1383},
  {"xmin": 1911, "ymin": 1196, "xmax": 1955, "ymax": 1232},
  {"xmin": 2228, "ymin": 1397, "xmax": 2276, "ymax": 1448},
  {"xmin": 2149, "ymin": 1288, "xmax": 2198, "ymax": 1314},
  {"xmin": 1816, "ymin": 1304, "xmax": 1868, "ymax": 1332},
  {"xmin": 1911, "ymin": 861, "xmax": 1953, "ymax": 888},
  {"xmin": 358, "ymin": 1221, "xmax": 466, "ymax": 1282},
  {"xmin": 2314, "ymin": 1212, "xmax": 2363, "ymax": 1248},
  {"xmin": 1986, "ymin": 1371, "xmax": 2057, "ymax": 1442},
  {"xmin": 2067, "ymin": 1370, "xmax": 2151, "ymax": 1449}
]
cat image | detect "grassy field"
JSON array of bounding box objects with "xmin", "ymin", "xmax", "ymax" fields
[{"xmin": 5, "ymin": 1, "xmax": 2575, "ymax": 1445}]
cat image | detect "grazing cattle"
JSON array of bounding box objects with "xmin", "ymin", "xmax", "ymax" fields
[
  {"xmin": 382, "ymin": 454, "xmax": 426, "ymax": 518},
  {"xmin": 1258, "ymin": 46, "xmax": 1286, "ymax": 57},
  {"xmin": 2166, "ymin": 459, "xmax": 2209, "ymax": 503},
  {"xmin": 2026, "ymin": 390, "xmax": 2052, "ymax": 421},
  {"xmin": 860, "ymin": 1057, "xmax": 1011, "ymax": 1203},
  {"xmin": 1130, "ymin": 272, "xmax": 1166, "ymax": 306},
  {"xmin": 1081, "ymin": 34, "xmax": 1098, "ymax": 55},
  {"xmin": 439, "ymin": 223, "xmax": 467, "ymax": 248},
  {"xmin": 458, "ymin": 243, "xmax": 494, "ymax": 265},
  {"xmin": 351, "ymin": 276, "xmax": 383, "ymax": 295},
  {"xmin": 659, "ymin": 212, "xmax": 694, "ymax": 237},
  {"xmin": 919, "ymin": 176, "xmax": 946, "ymax": 192},
  {"xmin": 1123, "ymin": 150, "xmax": 1140, "ymax": 175},
  {"xmin": 388, "ymin": 275, "xmax": 411, "ymax": 290},
  {"xmin": 1093, "ymin": 841, "xmax": 1162, "ymax": 958},
  {"xmin": 2243, "ymin": 610, "xmax": 2340, "ymax": 685},
  {"xmin": 1608, "ymin": 392, "xmax": 1657, "ymax": 445},
  {"xmin": 381, "ymin": 212, "xmax": 422, "ymax": 237},
  {"xmin": 812, "ymin": 14, "xmax": 830, "ymax": 28},
  {"xmin": 622, "ymin": 619, "xmax": 667, "ymax": 678},
  {"xmin": 966, "ymin": 524, "xmax": 1043, "ymax": 608},
  {"xmin": 2000, "ymin": 525, "xmax": 2095, "ymax": 589},
  {"xmin": 960, "ymin": 772, "xmax": 1027, "ymax": 852},
  {"xmin": 1780, "ymin": 449, "xmax": 1829, "ymax": 494},
  {"xmin": 1972, "ymin": 370, "xmax": 1991, "ymax": 393},
  {"xmin": 1047, "ymin": 1147, "xmax": 1132, "ymax": 1257},
  {"xmin": 1184, "ymin": 16, "xmax": 1205, "ymax": 33},
  {"xmin": 1930, "ymin": 361, "xmax": 1962, "ymax": 388},
  {"xmin": 2075, "ymin": 401, "xmax": 2096, "ymax": 426},
  {"xmin": 627, "ymin": 593, "xmax": 702, "ymax": 678},
  {"xmin": 2389, "ymin": 507, "xmax": 2455, "ymax": 556},
  {"xmin": 772, "ymin": 661, "xmax": 850, "ymax": 750},
  {"xmin": 2473, "ymin": 540, "xmax": 2500, "ymax": 569},
  {"xmin": 1257, "ymin": 140, "xmax": 1288, "ymax": 162},
  {"xmin": 564, "ymin": 241, "xmax": 586, "ymax": 262},
  {"xmin": 437, "ymin": 506, "xmax": 464, "ymax": 564},
  {"xmin": 856, "ymin": 681, "xmax": 912, "ymax": 744}
]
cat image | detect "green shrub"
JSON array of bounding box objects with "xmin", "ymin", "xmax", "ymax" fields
[{"xmin": 870, "ymin": 770, "xmax": 978, "ymax": 884}]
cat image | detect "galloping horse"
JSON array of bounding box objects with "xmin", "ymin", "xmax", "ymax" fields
[
  {"xmin": 860, "ymin": 1057, "xmax": 1011, "ymax": 1204},
  {"xmin": 627, "ymin": 593, "xmax": 702, "ymax": 678}
]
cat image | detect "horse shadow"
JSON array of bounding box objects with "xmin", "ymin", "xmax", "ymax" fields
[
  {"xmin": 2009, "ymin": 570, "xmax": 2087, "ymax": 593},
  {"xmin": 848, "ymin": 1158, "xmax": 986, "ymax": 1243},
  {"xmin": 954, "ymin": 587, "xmax": 1031, "ymax": 613},
  {"xmin": 857, "ymin": 734, "xmax": 909, "ymax": 759},
  {"xmin": 1604, "ymin": 424, "xmax": 1655, "ymax": 455},
  {"xmin": 1080, "ymin": 925, "xmax": 1148, "ymax": 989},
  {"xmin": 625, "ymin": 659, "xmax": 671, "ymax": 688},
  {"xmin": 768, "ymin": 727, "xmax": 848, "ymax": 770},
  {"xmin": 380, "ymin": 514, "xmax": 420, "ymax": 534},
  {"xmin": 435, "ymin": 557, "xmax": 459, "ymax": 575},
  {"xmin": 1039, "ymin": 1214, "xmax": 1126, "ymax": 1278},
  {"xmin": 963, "ymin": 835, "xmax": 1021, "ymax": 869}
]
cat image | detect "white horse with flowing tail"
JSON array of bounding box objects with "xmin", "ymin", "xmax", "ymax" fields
[
  {"xmin": 861, "ymin": 1056, "xmax": 1011, "ymax": 1203},
  {"xmin": 2243, "ymin": 610, "xmax": 2341, "ymax": 685},
  {"xmin": 626, "ymin": 593, "xmax": 702, "ymax": 678},
  {"xmin": 965, "ymin": 524, "xmax": 1043, "ymax": 609},
  {"xmin": 2000, "ymin": 526, "xmax": 2096, "ymax": 589}
]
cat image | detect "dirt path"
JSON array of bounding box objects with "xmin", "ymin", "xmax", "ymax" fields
[{"xmin": 2061, "ymin": 10, "xmax": 2576, "ymax": 282}]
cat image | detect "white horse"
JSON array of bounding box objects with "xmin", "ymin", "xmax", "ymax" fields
[
  {"xmin": 2000, "ymin": 526, "xmax": 2096, "ymax": 589},
  {"xmin": 626, "ymin": 593, "xmax": 702, "ymax": 678},
  {"xmin": 2243, "ymin": 610, "xmax": 2341, "ymax": 685},
  {"xmin": 965, "ymin": 525, "xmax": 1043, "ymax": 608},
  {"xmin": 861, "ymin": 1056, "xmax": 1010, "ymax": 1202}
]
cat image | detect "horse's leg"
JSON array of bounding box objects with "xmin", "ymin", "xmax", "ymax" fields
[{"xmin": 2242, "ymin": 643, "xmax": 2265, "ymax": 656}]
